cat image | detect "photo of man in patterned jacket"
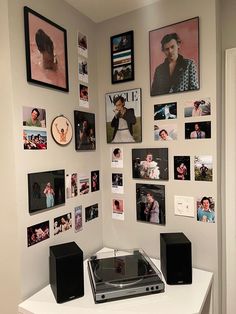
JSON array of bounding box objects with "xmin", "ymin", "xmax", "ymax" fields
[{"xmin": 151, "ymin": 33, "xmax": 199, "ymax": 96}]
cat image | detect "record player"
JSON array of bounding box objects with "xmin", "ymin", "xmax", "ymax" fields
[{"xmin": 87, "ymin": 248, "xmax": 165, "ymax": 303}]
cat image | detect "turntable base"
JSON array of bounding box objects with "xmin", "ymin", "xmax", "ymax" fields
[{"xmin": 87, "ymin": 248, "xmax": 164, "ymax": 303}]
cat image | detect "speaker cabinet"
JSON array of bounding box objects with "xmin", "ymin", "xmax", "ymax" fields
[
  {"xmin": 160, "ymin": 232, "xmax": 192, "ymax": 285},
  {"xmin": 49, "ymin": 241, "xmax": 84, "ymax": 303}
]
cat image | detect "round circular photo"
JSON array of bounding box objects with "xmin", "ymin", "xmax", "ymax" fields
[{"xmin": 51, "ymin": 115, "xmax": 73, "ymax": 146}]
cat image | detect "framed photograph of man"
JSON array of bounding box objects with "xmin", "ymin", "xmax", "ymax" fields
[
  {"xmin": 24, "ymin": 6, "xmax": 69, "ymax": 92},
  {"xmin": 136, "ymin": 183, "xmax": 165, "ymax": 225},
  {"xmin": 132, "ymin": 148, "xmax": 169, "ymax": 181},
  {"xmin": 105, "ymin": 88, "xmax": 142, "ymax": 143},
  {"xmin": 74, "ymin": 205, "xmax": 83, "ymax": 232},
  {"xmin": 149, "ymin": 17, "xmax": 199, "ymax": 96},
  {"xmin": 111, "ymin": 30, "xmax": 134, "ymax": 84}
]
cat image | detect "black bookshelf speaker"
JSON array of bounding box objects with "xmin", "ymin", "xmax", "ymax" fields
[
  {"xmin": 49, "ymin": 241, "xmax": 84, "ymax": 303},
  {"xmin": 160, "ymin": 232, "xmax": 192, "ymax": 285}
]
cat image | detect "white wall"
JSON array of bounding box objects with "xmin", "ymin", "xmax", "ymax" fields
[
  {"xmin": 7, "ymin": 0, "xmax": 103, "ymax": 301},
  {"xmin": 97, "ymin": 0, "xmax": 220, "ymax": 313},
  {"xmin": 221, "ymin": 1, "xmax": 236, "ymax": 313},
  {"xmin": 0, "ymin": 1, "xmax": 20, "ymax": 313}
]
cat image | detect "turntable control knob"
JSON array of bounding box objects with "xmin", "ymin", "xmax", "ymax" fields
[
  {"xmin": 101, "ymin": 294, "xmax": 105, "ymax": 299},
  {"xmin": 151, "ymin": 286, "xmax": 154, "ymax": 291},
  {"xmin": 146, "ymin": 287, "xmax": 149, "ymax": 291}
]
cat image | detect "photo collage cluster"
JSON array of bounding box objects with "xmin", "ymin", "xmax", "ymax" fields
[
  {"xmin": 23, "ymin": 6, "xmax": 99, "ymax": 247},
  {"xmin": 106, "ymin": 16, "xmax": 215, "ymax": 225},
  {"xmin": 78, "ymin": 31, "xmax": 89, "ymax": 108},
  {"xmin": 22, "ymin": 6, "xmax": 215, "ymax": 248},
  {"xmin": 27, "ymin": 169, "xmax": 100, "ymax": 247}
]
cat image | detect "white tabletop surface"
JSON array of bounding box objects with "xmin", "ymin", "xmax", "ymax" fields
[{"xmin": 18, "ymin": 248, "xmax": 213, "ymax": 314}]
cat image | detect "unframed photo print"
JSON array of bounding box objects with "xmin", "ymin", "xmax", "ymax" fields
[
  {"xmin": 184, "ymin": 97, "xmax": 211, "ymax": 117},
  {"xmin": 174, "ymin": 156, "xmax": 190, "ymax": 180},
  {"xmin": 112, "ymin": 198, "xmax": 124, "ymax": 220},
  {"xmin": 112, "ymin": 173, "xmax": 124, "ymax": 194},
  {"xmin": 154, "ymin": 102, "xmax": 177, "ymax": 120},
  {"xmin": 79, "ymin": 176, "xmax": 89, "ymax": 195},
  {"xmin": 85, "ymin": 203, "xmax": 98, "ymax": 222},
  {"xmin": 78, "ymin": 56, "xmax": 88, "ymax": 83},
  {"xmin": 23, "ymin": 129, "xmax": 47, "ymax": 150},
  {"xmin": 197, "ymin": 196, "xmax": 215, "ymax": 223},
  {"xmin": 185, "ymin": 121, "xmax": 211, "ymax": 139},
  {"xmin": 23, "ymin": 106, "xmax": 46, "ymax": 127},
  {"xmin": 111, "ymin": 147, "xmax": 123, "ymax": 168},
  {"xmin": 54, "ymin": 212, "xmax": 72, "ymax": 235},
  {"xmin": 27, "ymin": 220, "xmax": 49, "ymax": 247},
  {"xmin": 66, "ymin": 173, "xmax": 78, "ymax": 198},
  {"xmin": 78, "ymin": 32, "xmax": 88, "ymax": 58},
  {"xmin": 79, "ymin": 84, "xmax": 89, "ymax": 107},
  {"xmin": 154, "ymin": 124, "xmax": 177, "ymax": 141},
  {"xmin": 91, "ymin": 170, "xmax": 100, "ymax": 192},
  {"xmin": 74, "ymin": 205, "xmax": 83, "ymax": 232},
  {"xmin": 194, "ymin": 155, "xmax": 213, "ymax": 181}
]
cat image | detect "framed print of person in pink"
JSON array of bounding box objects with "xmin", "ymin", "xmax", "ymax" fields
[
  {"xmin": 150, "ymin": 17, "xmax": 199, "ymax": 96},
  {"xmin": 24, "ymin": 6, "xmax": 69, "ymax": 91}
]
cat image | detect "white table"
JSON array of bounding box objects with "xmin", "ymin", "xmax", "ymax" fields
[{"xmin": 18, "ymin": 248, "xmax": 213, "ymax": 314}]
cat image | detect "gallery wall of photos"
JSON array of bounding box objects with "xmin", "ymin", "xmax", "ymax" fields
[
  {"xmin": 107, "ymin": 17, "xmax": 215, "ymax": 227},
  {"xmin": 22, "ymin": 5, "xmax": 100, "ymax": 248},
  {"xmin": 21, "ymin": 7, "xmax": 214, "ymax": 252},
  {"xmin": 7, "ymin": 0, "xmax": 218, "ymax": 310}
]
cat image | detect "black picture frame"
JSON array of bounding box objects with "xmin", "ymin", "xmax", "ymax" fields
[
  {"xmin": 28, "ymin": 169, "xmax": 65, "ymax": 214},
  {"xmin": 111, "ymin": 30, "xmax": 134, "ymax": 84},
  {"xmin": 74, "ymin": 111, "xmax": 96, "ymax": 151},
  {"xmin": 149, "ymin": 17, "xmax": 199, "ymax": 96},
  {"xmin": 24, "ymin": 6, "xmax": 69, "ymax": 92}
]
